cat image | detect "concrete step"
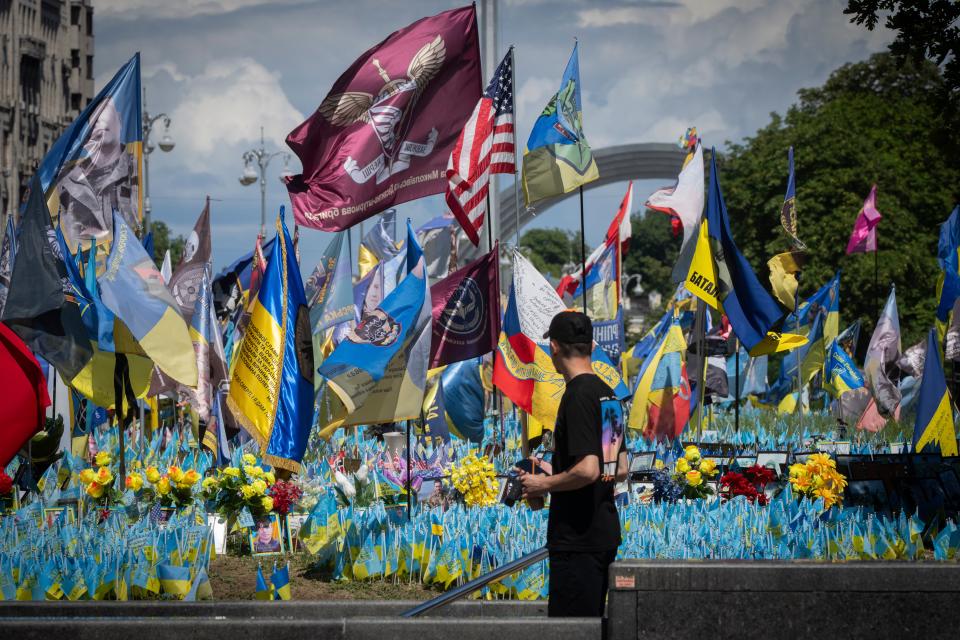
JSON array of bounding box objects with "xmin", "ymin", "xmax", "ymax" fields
[{"xmin": 0, "ymin": 601, "xmax": 603, "ymax": 640}]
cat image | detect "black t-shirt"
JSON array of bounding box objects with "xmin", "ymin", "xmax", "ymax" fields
[{"xmin": 547, "ymin": 373, "xmax": 622, "ymax": 552}]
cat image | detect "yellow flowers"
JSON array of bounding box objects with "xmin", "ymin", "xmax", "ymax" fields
[
  {"xmin": 675, "ymin": 458, "xmax": 691, "ymax": 473},
  {"xmin": 263, "ymin": 471, "xmax": 276, "ymax": 485},
  {"xmin": 201, "ymin": 477, "xmax": 218, "ymax": 492},
  {"xmin": 167, "ymin": 466, "xmax": 185, "ymax": 483},
  {"xmin": 240, "ymin": 485, "xmax": 257, "ymax": 500},
  {"xmin": 450, "ymin": 453, "xmax": 499, "ymax": 507},
  {"xmin": 261, "ymin": 496, "xmax": 274, "ymax": 512},
  {"xmin": 251, "ymin": 479, "xmax": 268, "ymax": 495},
  {"xmin": 788, "ymin": 454, "xmax": 847, "ymax": 510},
  {"xmin": 95, "ymin": 467, "xmax": 113, "ymax": 485},
  {"xmin": 684, "ymin": 446, "xmax": 701, "ymax": 463},
  {"xmin": 222, "ymin": 466, "xmax": 241, "ymax": 478},
  {"xmin": 685, "ymin": 470, "xmax": 703, "ymax": 487},
  {"xmin": 95, "ymin": 451, "xmax": 112, "ymax": 467},
  {"xmin": 125, "ymin": 472, "xmax": 143, "ymax": 491},
  {"xmin": 242, "ymin": 453, "xmax": 257, "ymax": 465},
  {"xmin": 244, "ymin": 465, "xmax": 262, "ymax": 479},
  {"xmin": 79, "ymin": 468, "xmax": 95, "ymax": 484},
  {"xmin": 146, "ymin": 467, "xmax": 161, "ymax": 484},
  {"xmin": 85, "ymin": 482, "xmax": 104, "ymax": 498},
  {"xmin": 181, "ymin": 469, "xmax": 201, "ymax": 488},
  {"xmin": 157, "ymin": 477, "xmax": 171, "ymax": 495},
  {"xmin": 699, "ymin": 459, "xmax": 717, "ymax": 476}
]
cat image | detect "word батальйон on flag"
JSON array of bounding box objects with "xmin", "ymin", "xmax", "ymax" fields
[
  {"xmin": 37, "ymin": 54, "xmax": 142, "ymax": 251},
  {"xmin": 429, "ymin": 247, "xmax": 499, "ymax": 368},
  {"xmin": 227, "ymin": 208, "xmax": 314, "ymax": 472},
  {"xmin": 493, "ymin": 249, "xmax": 628, "ymax": 441},
  {"xmin": 683, "ymin": 150, "xmax": 804, "ymax": 356},
  {"xmin": 316, "ymin": 220, "xmax": 431, "ymax": 427},
  {"xmin": 913, "ymin": 327, "xmax": 958, "ymax": 455},
  {"xmin": 285, "ymin": 6, "xmax": 481, "ymax": 231},
  {"xmin": 846, "ymin": 183, "xmax": 882, "ymax": 255},
  {"xmin": 522, "ymin": 42, "xmax": 599, "ymax": 207},
  {"xmin": 446, "ymin": 49, "xmax": 515, "ymax": 246}
]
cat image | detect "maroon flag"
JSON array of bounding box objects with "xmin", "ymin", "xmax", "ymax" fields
[
  {"xmin": 285, "ymin": 5, "xmax": 481, "ymax": 231},
  {"xmin": 429, "ymin": 247, "xmax": 499, "ymax": 368}
]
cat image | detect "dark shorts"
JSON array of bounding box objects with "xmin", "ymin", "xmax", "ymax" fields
[{"xmin": 548, "ymin": 548, "xmax": 618, "ymax": 617}]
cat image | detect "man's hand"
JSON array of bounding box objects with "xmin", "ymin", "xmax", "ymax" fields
[{"xmin": 516, "ymin": 468, "xmax": 550, "ymax": 499}]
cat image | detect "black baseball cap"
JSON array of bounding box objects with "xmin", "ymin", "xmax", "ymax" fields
[{"xmin": 543, "ymin": 310, "xmax": 592, "ymax": 344}]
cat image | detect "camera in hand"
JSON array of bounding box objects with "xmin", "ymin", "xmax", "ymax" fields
[
  {"xmin": 501, "ymin": 458, "xmax": 549, "ymax": 507},
  {"xmin": 501, "ymin": 471, "xmax": 523, "ymax": 506}
]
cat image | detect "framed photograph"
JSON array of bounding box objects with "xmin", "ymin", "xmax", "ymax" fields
[
  {"xmin": 756, "ymin": 452, "xmax": 787, "ymax": 472},
  {"xmin": 250, "ymin": 514, "xmax": 284, "ymax": 556},
  {"xmin": 629, "ymin": 452, "xmax": 656, "ymax": 474},
  {"xmin": 43, "ymin": 507, "xmax": 72, "ymax": 528},
  {"xmin": 285, "ymin": 513, "xmax": 309, "ymax": 552}
]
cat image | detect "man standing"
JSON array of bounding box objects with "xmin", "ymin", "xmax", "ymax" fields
[{"xmin": 518, "ymin": 310, "xmax": 627, "ymax": 617}]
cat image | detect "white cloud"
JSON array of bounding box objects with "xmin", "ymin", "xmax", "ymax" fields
[
  {"xmin": 152, "ymin": 59, "xmax": 305, "ymax": 168},
  {"xmin": 577, "ymin": 3, "xmax": 681, "ymax": 28},
  {"xmin": 94, "ymin": 0, "xmax": 305, "ymax": 21}
]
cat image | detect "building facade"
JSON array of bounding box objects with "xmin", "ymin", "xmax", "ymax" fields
[{"xmin": 0, "ymin": 0, "xmax": 94, "ymax": 220}]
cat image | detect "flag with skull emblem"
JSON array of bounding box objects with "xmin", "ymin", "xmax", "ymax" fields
[{"xmin": 285, "ymin": 5, "xmax": 481, "ymax": 231}]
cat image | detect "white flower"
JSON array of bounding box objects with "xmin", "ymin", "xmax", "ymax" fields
[
  {"xmin": 334, "ymin": 470, "xmax": 356, "ymax": 498},
  {"xmin": 356, "ymin": 463, "xmax": 370, "ymax": 485}
]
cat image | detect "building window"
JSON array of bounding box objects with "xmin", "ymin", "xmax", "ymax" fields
[
  {"xmin": 86, "ymin": 8, "xmax": 93, "ymax": 36},
  {"xmin": 71, "ymin": 49, "xmax": 79, "ymax": 68},
  {"xmin": 71, "ymin": 5, "xmax": 81, "ymax": 26},
  {"xmin": 71, "ymin": 92, "xmax": 81, "ymax": 111},
  {"xmin": 86, "ymin": 55, "xmax": 92, "ymax": 79}
]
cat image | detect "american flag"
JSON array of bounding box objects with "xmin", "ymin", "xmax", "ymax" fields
[{"xmin": 445, "ymin": 49, "xmax": 515, "ymax": 246}]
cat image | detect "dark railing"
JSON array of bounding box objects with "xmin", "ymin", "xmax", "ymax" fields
[{"xmin": 400, "ymin": 547, "xmax": 549, "ymax": 618}]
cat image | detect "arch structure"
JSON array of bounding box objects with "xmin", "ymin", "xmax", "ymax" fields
[{"xmin": 460, "ymin": 143, "xmax": 688, "ymax": 263}]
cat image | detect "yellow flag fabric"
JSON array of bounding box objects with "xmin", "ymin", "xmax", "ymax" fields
[
  {"xmin": 748, "ymin": 332, "xmax": 809, "ymax": 357},
  {"xmin": 684, "ymin": 220, "xmax": 720, "ymax": 309},
  {"xmin": 69, "ymin": 345, "xmax": 153, "ymax": 408},
  {"xmin": 357, "ymin": 244, "xmax": 379, "ymax": 279},
  {"xmin": 767, "ymin": 251, "xmax": 807, "ymax": 311}
]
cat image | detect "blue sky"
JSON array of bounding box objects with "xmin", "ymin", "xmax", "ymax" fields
[{"xmin": 93, "ymin": 0, "xmax": 892, "ymax": 277}]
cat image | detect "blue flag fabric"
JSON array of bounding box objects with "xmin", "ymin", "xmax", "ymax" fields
[
  {"xmin": 706, "ymin": 151, "xmax": 783, "ymax": 351},
  {"xmin": 913, "ymin": 328, "xmax": 958, "ymax": 455},
  {"xmin": 441, "ymin": 357, "xmax": 485, "ymax": 443}
]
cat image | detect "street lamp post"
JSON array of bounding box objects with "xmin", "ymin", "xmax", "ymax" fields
[
  {"xmin": 239, "ymin": 126, "xmax": 293, "ymax": 236},
  {"xmin": 141, "ymin": 87, "xmax": 175, "ymax": 235}
]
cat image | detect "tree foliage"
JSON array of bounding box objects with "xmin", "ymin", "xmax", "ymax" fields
[
  {"xmin": 518, "ymin": 228, "xmax": 579, "ymax": 280},
  {"xmin": 623, "ymin": 209, "xmax": 681, "ymax": 300},
  {"xmin": 149, "ymin": 220, "xmax": 186, "ymax": 267},
  {"xmin": 719, "ymin": 53, "xmax": 960, "ymax": 348}
]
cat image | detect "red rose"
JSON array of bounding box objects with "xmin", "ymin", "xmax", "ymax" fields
[{"xmin": 0, "ymin": 471, "xmax": 12, "ymax": 496}]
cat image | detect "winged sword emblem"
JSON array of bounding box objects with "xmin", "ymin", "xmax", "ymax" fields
[{"xmin": 318, "ymin": 35, "xmax": 446, "ymax": 185}]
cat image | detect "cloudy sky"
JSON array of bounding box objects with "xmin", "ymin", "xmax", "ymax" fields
[{"xmin": 94, "ymin": 0, "xmax": 892, "ymax": 275}]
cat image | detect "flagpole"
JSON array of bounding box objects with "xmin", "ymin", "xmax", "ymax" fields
[
  {"xmin": 509, "ymin": 46, "xmax": 521, "ymax": 249},
  {"xmin": 579, "ymin": 186, "xmax": 587, "ymax": 314},
  {"xmin": 406, "ymin": 418, "xmax": 412, "ymax": 523},
  {"xmin": 794, "ymin": 276, "xmax": 803, "ymax": 449},
  {"xmin": 486, "ymin": 192, "xmax": 505, "ymax": 447},
  {"xmin": 694, "ymin": 301, "xmax": 706, "ymax": 444},
  {"xmin": 734, "ymin": 339, "xmax": 740, "ymax": 433}
]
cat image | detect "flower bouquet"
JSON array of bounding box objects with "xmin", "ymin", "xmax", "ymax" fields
[
  {"xmin": 671, "ymin": 446, "xmax": 718, "ymax": 500},
  {"xmin": 719, "ymin": 465, "xmax": 776, "ymax": 505},
  {"xmin": 788, "ymin": 453, "xmax": 847, "ymax": 509},
  {"xmin": 137, "ymin": 464, "xmax": 202, "ymax": 510},
  {"xmin": 449, "ymin": 453, "xmax": 498, "ymax": 507},
  {"xmin": 79, "ymin": 452, "xmax": 123, "ymax": 508},
  {"xmin": 202, "ymin": 454, "xmax": 276, "ymax": 521}
]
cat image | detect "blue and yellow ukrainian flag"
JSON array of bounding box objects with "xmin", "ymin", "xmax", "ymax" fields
[
  {"xmin": 522, "ymin": 43, "xmax": 599, "ymax": 206},
  {"xmin": 227, "ymin": 207, "xmax": 313, "ymax": 472},
  {"xmin": 97, "ymin": 211, "xmax": 197, "ymax": 387},
  {"xmin": 254, "ymin": 565, "xmax": 273, "ymax": 601},
  {"xmin": 271, "ymin": 564, "xmax": 291, "ymax": 601},
  {"xmin": 684, "ymin": 152, "xmax": 804, "ymax": 355},
  {"xmin": 824, "ymin": 339, "xmax": 864, "ymax": 398},
  {"xmin": 156, "ymin": 563, "xmax": 191, "ymax": 598},
  {"xmin": 913, "ymin": 327, "xmax": 958, "ymax": 455},
  {"xmin": 936, "ymin": 206, "xmax": 960, "ymax": 340}
]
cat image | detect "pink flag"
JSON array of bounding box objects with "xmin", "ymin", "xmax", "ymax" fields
[
  {"xmin": 845, "ymin": 184, "xmax": 882, "ymax": 254},
  {"xmin": 285, "ymin": 6, "xmax": 481, "ymax": 231}
]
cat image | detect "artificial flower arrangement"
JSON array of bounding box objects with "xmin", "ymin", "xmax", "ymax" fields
[
  {"xmin": 269, "ymin": 480, "xmax": 303, "ymax": 517},
  {"xmin": 79, "ymin": 451, "xmax": 123, "ymax": 507},
  {"xmin": 125, "ymin": 464, "xmax": 202, "ymax": 510},
  {"xmin": 671, "ymin": 446, "xmax": 718, "ymax": 500},
  {"xmin": 719, "ymin": 464, "xmax": 777, "ymax": 505},
  {"xmin": 201, "ymin": 453, "xmax": 276, "ymax": 520},
  {"xmin": 788, "ymin": 453, "xmax": 847, "ymax": 509},
  {"xmin": 449, "ymin": 452, "xmax": 498, "ymax": 508}
]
